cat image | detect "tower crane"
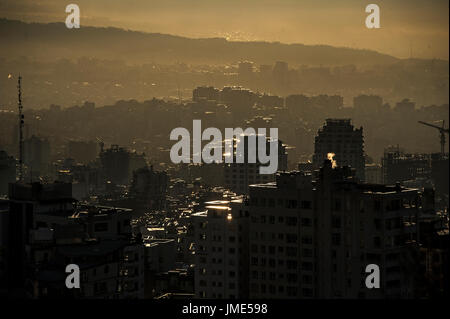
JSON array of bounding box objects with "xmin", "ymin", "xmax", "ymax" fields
[{"xmin": 418, "ymin": 120, "xmax": 449, "ymax": 155}]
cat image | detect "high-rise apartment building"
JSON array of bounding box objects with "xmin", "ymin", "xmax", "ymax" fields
[
  {"xmin": 224, "ymin": 136, "xmax": 288, "ymax": 194},
  {"xmin": 248, "ymin": 171, "xmax": 314, "ymax": 298},
  {"xmin": 193, "ymin": 198, "xmax": 249, "ymax": 299},
  {"xmin": 314, "ymin": 162, "xmax": 419, "ymax": 298},
  {"xmin": 313, "ymin": 119, "xmax": 365, "ymax": 181},
  {"xmin": 247, "ymin": 161, "xmax": 420, "ymax": 298}
]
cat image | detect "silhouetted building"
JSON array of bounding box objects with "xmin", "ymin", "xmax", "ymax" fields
[
  {"xmin": 100, "ymin": 145, "xmax": 130, "ymax": 185},
  {"xmin": 365, "ymin": 163, "xmax": 383, "ymax": 184},
  {"xmin": 220, "ymin": 86, "xmax": 257, "ymax": 109},
  {"xmin": 6, "ymin": 181, "xmax": 74, "ymax": 297},
  {"xmin": 193, "ymin": 198, "xmax": 249, "ymax": 298},
  {"xmin": 431, "ymin": 153, "xmax": 449, "ymax": 197},
  {"xmin": 153, "ymin": 267, "xmax": 194, "ymax": 298},
  {"xmin": 313, "ymin": 119, "xmax": 365, "ymax": 181},
  {"xmin": 353, "ymin": 95, "xmax": 383, "ymax": 112},
  {"xmin": 238, "ymin": 61, "xmax": 254, "ymax": 82},
  {"xmin": 395, "ymin": 98, "xmax": 415, "ymax": 113},
  {"xmin": 0, "ymin": 150, "xmax": 16, "ymax": 195},
  {"xmin": 224, "ymin": 136, "xmax": 287, "ymax": 194},
  {"xmin": 247, "ymin": 161, "xmax": 420, "ymax": 298},
  {"xmin": 382, "ymin": 146, "xmax": 431, "ymax": 184},
  {"xmin": 66, "ymin": 140, "xmax": 98, "ymax": 164},
  {"xmin": 23, "ymin": 135, "xmax": 50, "ymax": 179},
  {"xmin": 100, "ymin": 145, "xmax": 147, "ymax": 185},
  {"xmin": 129, "ymin": 166, "xmax": 168, "ymax": 210},
  {"xmin": 193, "ymin": 86, "xmax": 220, "ymax": 102},
  {"xmin": 272, "ymin": 61, "xmax": 289, "ymax": 88}
]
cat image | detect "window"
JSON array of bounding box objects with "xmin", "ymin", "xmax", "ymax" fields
[
  {"xmin": 286, "ymin": 247, "xmax": 297, "ymax": 257},
  {"xmin": 374, "ymin": 237, "xmax": 381, "ymax": 248},
  {"xmin": 302, "ymin": 262, "xmax": 313, "ymax": 271},
  {"xmin": 374, "ymin": 219, "xmax": 382, "ymax": 230},
  {"xmin": 301, "ymin": 218, "xmax": 312, "ymax": 227},
  {"xmin": 286, "ymin": 217, "xmax": 297, "ymax": 226},
  {"xmin": 334, "ymin": 199, "xmax": 342, "ymax": 211},
  {"xmin": 301, "ymin": 201, "xmax": 312, "ymax": 209},
  {"xmin": 332, "ymin": 233, "xmax": 341, "ymax": 246},
  {"xmin": 331, "ymin": 216, "xmax": 341, "ymax": 228},
  {"xmin": 269, "ymin": 285, "xmax": 276, "ymax": 294},
  {"xmin": 269, "ymin": 259, "xmax": 276, "ymax": 267},
  {"xmin": 287, "ymin": 260, "xmax": 297, "ymax": 269},
  {"xmin": 374, "ymin": 200, "xmax": 381, "ymax": 211},
  {"xmin": 302, "ymin": 288, "xmax": 313, "ymax": 297},
  {"xmin": 286, "ymin": 200, "xmax": 298, "ymax": 209},
  {"xmin": 261, "ymin": 284, "xmax": 267, "ymax": 294},
  {"xmin": 286, "ymin": 234, "xmax": 297, "ymax": 243},
  {"xmin": 302, "ymin": 275, "xmax": 313, "ymax": 284},
  {"xmin": 287, "ymin": 273, "xmax": 298, "ymax": 282},
  {"xmin": 302, "ymin": 248, "xmax": 313, "ymax": 257}
]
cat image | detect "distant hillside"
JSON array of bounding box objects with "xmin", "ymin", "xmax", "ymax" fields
[{"xmin": 0, "ymin": 18, "xmax": 400, "ymax": 66}]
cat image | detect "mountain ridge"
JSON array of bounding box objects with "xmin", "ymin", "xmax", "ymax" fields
[{"xmin": 0, "ymin": 18, "xmax": 443, "ymax": 66}]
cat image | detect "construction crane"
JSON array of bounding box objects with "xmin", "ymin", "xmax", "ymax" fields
[{"xmin": 418, "ymin": 120, "xmax": 449, "ymax": 155}]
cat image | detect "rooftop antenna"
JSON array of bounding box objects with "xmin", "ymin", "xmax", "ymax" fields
[
  {"xmin": 409, "ymin": 40, "xmax": 413, "ymax": 59},
  {"xmin": 17, "ymin": 75, "xmax": 24, "ymax": 182},
  {"xmin": 176, "ymin": 74, "xmax": 182, "ymax": 105}
]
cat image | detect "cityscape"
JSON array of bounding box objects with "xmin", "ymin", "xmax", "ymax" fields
[{"xmin": 0, "ymin": 0, "xmax": 448, "ymax": 302}]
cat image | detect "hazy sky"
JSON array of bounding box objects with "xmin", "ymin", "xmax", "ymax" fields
[{"xmin": 1, "ymin": 0, "xmax": 448, "ymax": 59}]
